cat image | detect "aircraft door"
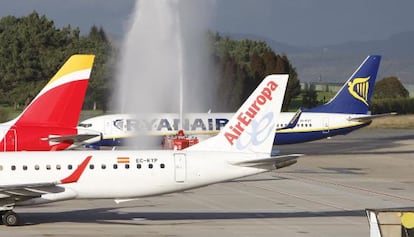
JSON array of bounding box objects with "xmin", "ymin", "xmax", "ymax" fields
[
  {"xmin": 323, "ymin": 118, "xmax": 330, "ymax": 134},
  {"xmin": 4, "ymin": 129, "xmax": 17, "ymax": 151},
  {"xmin": 174, "ymin": 153, "xmax": 186, "ymax": 182},
  {"xmin": 104, "ymin": 119, "xmax": 113, "ymax": 135}
]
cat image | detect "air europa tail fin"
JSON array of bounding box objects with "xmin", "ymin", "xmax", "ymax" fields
[
  {"xmin": 306, "ymin": 55, "xmax": 381, "ymax": 114},
  {"xmin": 13, "ymin": 54, "xmax": 95, "ymax": 127},
  {"xmin": 187, "ymin": 74, "xmax": 288, "ymax": 154}
]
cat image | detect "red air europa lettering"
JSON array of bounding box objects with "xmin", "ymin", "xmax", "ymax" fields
[{"xmin": 224, "ymin": 80, "xmax": 278, "ymax": 145}]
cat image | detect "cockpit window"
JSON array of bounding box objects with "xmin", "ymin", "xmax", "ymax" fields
[
  {"xmin": 114, "ymin": 119, "xmax": 137, "ymax": 131},
  {"xmin": 113, "ymin": 119, "xmax": 124, "ymax": 131},
  {"xmin": 79, "ymin": 123, "xmax": 92, "ymax": 128}
]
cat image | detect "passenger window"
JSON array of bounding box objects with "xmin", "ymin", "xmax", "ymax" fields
[
  {"xmin": 89, "ymin": 164, "xmax": 94, "ymax": 169},
  {"xmin": 137, "ymin": 164, "xmax": 142, "ymax": 169},
  {"xmin": 113, "ymin": 164, "xmax": 118, "ymax": 169},
  {"xmin": 125, "ymin": 164, "xmax": 130, "ymax": 169},
  {"xmin": 160, "ymin": 164, "xmax": 165, "ymax": 169},
  {"xmin": 0, "ymin": 165, "xmax": 3, "ymax": 171},
  {"xmin": 35, "ymin": 165, "xmax": 40, "ymax": 170},
  {"xmin": 101, "ymin": 164, "xmax": 106, "ymax": 169},
  {"xmin": 148, "ymin": 164, "xmax": 153, "ymax": 169},
  {"xmin": 56, "ymin": 164, "xmax": 61, "ymax": 170},
  {"xmin": 11, "ymin": 165, "xmax": 16, "ymax": 171},
  {"xmin": 46, "ymin": 165, "xmax": 51, "ymax": 170},
  {"xmin": 68, "ymin": 164, "xmax": 73, "ymax": 170},
  {"xmin": 23, "ymin": 165, "xmax": 28, "ymax": 171}
]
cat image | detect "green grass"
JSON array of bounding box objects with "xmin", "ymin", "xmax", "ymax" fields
[
  {"xmin": 0, "ymin": 106, "xmax": 104, "ymax": 123},
  {"xmin": 317, "ymin": 91, "xmax": 336, "ymax": 103}
]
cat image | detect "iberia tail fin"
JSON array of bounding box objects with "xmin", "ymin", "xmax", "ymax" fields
[
  {"xmin": 186, "ymin": 74, "xmax": 289, "ymax": 154},
  {"xmin": 13, "ymin": 54, "xmax": 95, "ymax": 127}
]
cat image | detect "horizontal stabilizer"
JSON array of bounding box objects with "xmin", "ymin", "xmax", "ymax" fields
[
  {"xmin": 231, "ymin": 154, "xmax": 303, "ymax": 170},
  {"xmin": 348, "ymin": 112, "xmax": 397, "ymax": 122},
  {"xmin": 44, "ymin": 134, "xmax": 102, "ymax": 144}
]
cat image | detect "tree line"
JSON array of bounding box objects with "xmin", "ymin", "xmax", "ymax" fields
[
  {"xmin": 0, "ymin": 12, "xmax": 113, "ymax": 111},
  {"xmin": 0, "ymin": 12, "xmax": 410, "ymax": 117},
  {"xmin": 0, "ymin": 12, "xmax": 300, "ymax": 115},
  {"xmin": 371, "ymin": 76, "xmax": 412, "ymax": 114}
]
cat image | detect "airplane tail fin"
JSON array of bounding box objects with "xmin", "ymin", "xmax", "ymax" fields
[
  {"xmin": 306, "ymin": 55, "xmax": 381, "ymax": 114},
  {"xmin": 186, "ymin": 74, "xmax": 289, "ymax": 154},
  {"xmin": 13, "ymin": 54, "xmax": 95, "ymax": 127}
]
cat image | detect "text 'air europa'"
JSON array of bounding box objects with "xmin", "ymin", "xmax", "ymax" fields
[{"xmin": 224, "ymin": 80, "xmax": 279, "ymax": 145}]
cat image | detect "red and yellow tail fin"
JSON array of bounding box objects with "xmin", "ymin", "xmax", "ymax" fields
[{"xmin": 14, "ymin": 54, "xmax": 95, "ymax": 127}]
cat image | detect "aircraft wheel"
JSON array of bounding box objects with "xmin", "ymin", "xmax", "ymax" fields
[{"xmin": 2, "ymin": 211, "xmax": 19, "ymax": 226}]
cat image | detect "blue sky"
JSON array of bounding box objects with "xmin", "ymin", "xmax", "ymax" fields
[{"xmin": 0, "ymin": 0, "xmax": 413, "ymax": 46}]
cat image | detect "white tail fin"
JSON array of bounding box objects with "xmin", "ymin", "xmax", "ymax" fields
[{"xmin": 187, "ymin": 74, "xmax": 288, "ymax": 154}]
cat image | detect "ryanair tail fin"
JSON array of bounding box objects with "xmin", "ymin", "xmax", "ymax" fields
[
  {"xmin": 187, "ymin": 74, "xmax": 289, "ymax": 154},
  {"xmin": 13, "ymin": 54, "xmax": 95, "ymax": 127},
  {"xmin": 307, "ymin": 55, "xmax": 381, "ymax": 114}
]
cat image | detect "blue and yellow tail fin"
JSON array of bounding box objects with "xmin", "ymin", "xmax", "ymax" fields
[{"xmin": 307, "ymin": 55, "xmax": 381, "ymax": 114}]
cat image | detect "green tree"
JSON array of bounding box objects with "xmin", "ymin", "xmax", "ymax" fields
[
  {"xmin": 0, "ymin": 12, "xmax": 113, "ymax": 111},
  {"xmin": 0, "ymin": 14, "xmax": 301, "ymax": 114},
  {"xmin": 208, "ymin": 32, "xmax": 301, "ymax": 111},
  {"xmin": 373, "ymin": 76, "xmax": 409, "ymax": 99}
]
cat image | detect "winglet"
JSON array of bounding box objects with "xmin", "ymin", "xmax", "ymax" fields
[{"xmin": 60, "ymin": 156, "xmax": 92, "ymax": 184}]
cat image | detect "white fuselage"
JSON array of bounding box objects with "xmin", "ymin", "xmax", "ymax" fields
[
  {"xmin": 0, "ymin": 150, "xmax": 267, "ymax": 206},
  {"xmin": 79, "ymin": 112, "xmax": 367, "ymax": 145}
]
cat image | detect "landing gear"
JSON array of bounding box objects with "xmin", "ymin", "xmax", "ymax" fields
[{"xmin": 1, "ymin": 211, "xmax": 19, "ymax": 226}]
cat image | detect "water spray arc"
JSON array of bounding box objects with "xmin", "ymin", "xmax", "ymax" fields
[
  {"xmin": 113, "ymin": 0, "xmax": 215, "ymax": 148},
  {"xmin": 175, "ymin": 6, "xmax": 184, "ymax": 131}
]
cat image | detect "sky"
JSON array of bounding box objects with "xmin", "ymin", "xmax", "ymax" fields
[{"xmin": 1, "ymin": 0, "xmax": 414, "ymax": 47}]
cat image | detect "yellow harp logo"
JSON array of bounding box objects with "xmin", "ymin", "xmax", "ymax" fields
[{"xmin": 347, "ymin": 77, "xmax": 370, "ymax": 105}]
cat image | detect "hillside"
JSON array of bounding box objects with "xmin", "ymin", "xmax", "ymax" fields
[{"xmin": 223, "ymin": 31, "xmax": 414, "ymax": 89}]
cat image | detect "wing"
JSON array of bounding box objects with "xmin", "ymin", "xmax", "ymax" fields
[
  {"xmin": 231, "ymin": 154, "xmax": 303, "ymax": 170},
  {"xmin": 0, "ymin": 156, "xmax": 91, "ymax": 205},
  {"xmin": 348, "ymin": 112, "xmax": 397, "ymax": 122}
]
